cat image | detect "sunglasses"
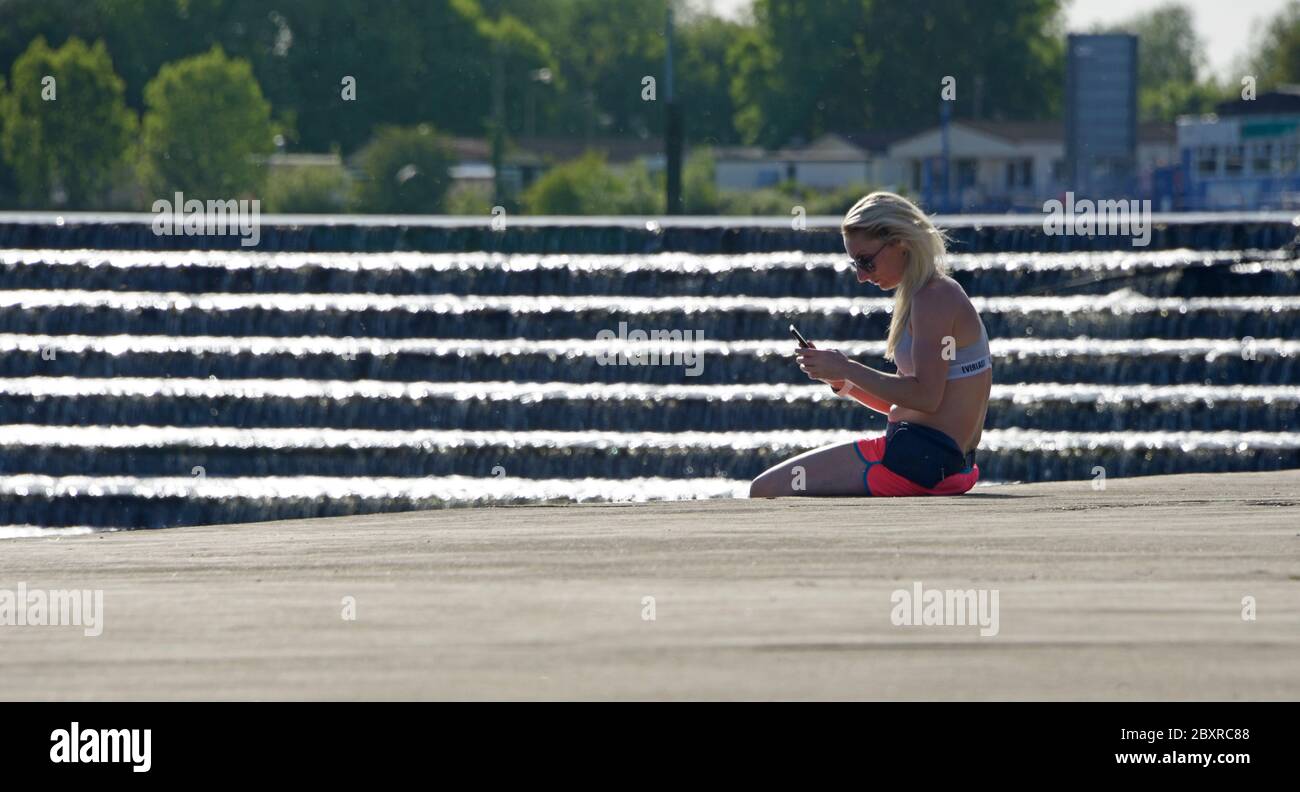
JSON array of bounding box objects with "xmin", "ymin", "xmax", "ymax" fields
[{"xmin": 851, "ymin": 241, "xmax": 892, "ymax": 274}]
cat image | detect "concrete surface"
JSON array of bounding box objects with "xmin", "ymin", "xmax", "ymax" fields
[{"xmin": 2, "ymin": 470, "xmax": 1297, "ymax": 700}]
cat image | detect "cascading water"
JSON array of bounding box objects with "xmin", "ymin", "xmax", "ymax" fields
[{"xmin": 1, "ymin": 215, "xmax": 1297, "ymax": 533}]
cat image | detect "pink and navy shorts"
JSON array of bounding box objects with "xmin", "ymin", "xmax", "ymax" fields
[{"xmin": 853, "ymin": 421, "xmax": 980, "ymax": 497}]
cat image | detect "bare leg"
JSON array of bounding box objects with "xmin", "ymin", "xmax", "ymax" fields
[{"xmin": 748, "ymin": 440, "xmax": 868, "ymax": 498}]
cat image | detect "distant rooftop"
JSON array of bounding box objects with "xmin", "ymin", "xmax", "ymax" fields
[
  {"xmin": 1214, "ymin": 85, "xmax": 1300, "ymax": 117},
  {"xmin": 446, "ymin": 136, "xmax": 663, "ymax": 167},
  {"xmin": 512, "ymin": 136, "xmax": 663, "ymax": 164},
  {"xmin": 260, "ymin": 152, "xmax": 344, "ymax": 167},
  {"xmin": 712, "ymin": 133, "xmax": 876, "ymax": 162},
  {"xmin": 839, "ymin": 129, "xmax": 914, "ymax": 154},
  {"xmin": 910, "ymin": 119, "xmax": 1174, "ymax": 145}
]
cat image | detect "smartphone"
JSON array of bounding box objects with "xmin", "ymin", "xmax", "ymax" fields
[{"xmin": 789, "ymin": 323, "xmax": 814, "ymax": 349}]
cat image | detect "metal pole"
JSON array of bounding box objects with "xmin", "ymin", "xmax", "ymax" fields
[
  {"xmin": 665, "ymin": 6, "xmax": 683, "ymax": 215},
  {"xmin": 940, "ymin": 99, "xmax": 952, "ymax": 212},
  {"xmin": 491, "ymin": 39, "xmax": 506, "ymax": 207}
]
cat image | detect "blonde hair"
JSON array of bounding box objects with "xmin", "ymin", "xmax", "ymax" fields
[{"xmin": 841, "ymin": 191, "xmax": 950, "ymax": 360}]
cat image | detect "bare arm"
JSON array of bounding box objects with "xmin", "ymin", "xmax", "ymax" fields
[
  {"xmin": 830, "ymin": 379, "xmax": 894, "ymax": 414},
  {"xmin": 836, "ymin": 287, "xmax": 954, "ymax": 413}
]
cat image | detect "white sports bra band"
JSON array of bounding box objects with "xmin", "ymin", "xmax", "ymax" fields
[
  {"xmin": 947, "ymin": 354, "xmax": 992, "ymax": 380},
  {"xmin": 893, "ymin": 320, "xmax": 993, "ymax": 381}
]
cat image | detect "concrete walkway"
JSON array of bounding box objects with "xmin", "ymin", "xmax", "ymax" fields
[{"xmin": 2, "ymin": 470, "xmax": 1297, "ymax": 700}]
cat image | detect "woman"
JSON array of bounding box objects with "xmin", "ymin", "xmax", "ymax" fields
[{"xmin": 749, "ymin": 191, "xmax": 992, "ymax": 497}]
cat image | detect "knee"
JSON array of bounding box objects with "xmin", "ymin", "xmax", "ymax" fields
[{"xmin": 748, "ymin": 471, "xmax": 784, "ymax": 499}]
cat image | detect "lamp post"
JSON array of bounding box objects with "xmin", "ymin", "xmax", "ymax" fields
[
  {"xmin": 527, "ymin": 67, "xmax": 552, "ymax": 140},
  {"xmin": 665, "ymin": 6, "xmax": 684, "ymax": 215},
  {"xmin": 940, "ymin": 98, "xmax": 952, "ymax": 212},
  {"xmin": 491, "ymin": 39, "xmax": 506, "ymax": 207}
]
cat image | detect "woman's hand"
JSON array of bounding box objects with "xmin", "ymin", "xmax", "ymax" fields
[{"xmin": 795, "ymin": 347, "xmax": 853, "ymax": 383}]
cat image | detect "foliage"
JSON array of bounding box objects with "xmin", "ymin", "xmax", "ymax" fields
[
  {"xmin": 729, "ymin": 0, "xmax": 1066, "ymax": 146},
  {"xmin": 352, "ymin": 125, "xmax": 455, "ymax": 214},
  {"xmin": 521, "ymin": 152, "xmax": 661, "ymax": 214},
  {"xmin": 139, "ymin": 45, "xmax": 274, "ymax": 198},
  {"xmin": 1250, "ymin": 1, "xmax": 1300, "ymax": 88},
  {"xmin": 1096, "ymin": 3, "xmax": 1224, "ymax": 121},
  {"xmin": 261, "ymin": 163, "xmax": 350, "ymax": 213},
  {"xmin": 0, "ymin": 36, "xmax": 136, "ymax": 207}
]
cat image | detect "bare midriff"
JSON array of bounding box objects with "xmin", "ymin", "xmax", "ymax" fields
[
  {"xmin": 888, "ymin": 371, "xmax": 991, "ymax": 454},
  {"xmin": 887, "ymin": 298, "xmax": 993, "ymax": 454}
]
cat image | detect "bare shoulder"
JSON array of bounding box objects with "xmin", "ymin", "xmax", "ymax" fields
[
  {"xmin": 911, "ymin": 276, "xmax": 979, "ymax": 341},
  {"xmin": 914, "ymin": 275, "xmax": 968, "ymax": 312}
]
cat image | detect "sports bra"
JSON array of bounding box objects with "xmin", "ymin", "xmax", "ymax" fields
[{"xmin": 894, "ymin": 317, "xmax": 993, "ymax": 380}]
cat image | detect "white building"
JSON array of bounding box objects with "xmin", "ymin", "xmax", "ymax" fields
[
  {"xmin": 711, "ymin": 134, "xmax": 888, "ymax": 191},
  {"xmin": 886, "ymin": 120, "xmax": 1176, "ymax": 211},
  {"xmin": 1175, "ymin": 88, "xmax": 1300, "ymax": 210}
]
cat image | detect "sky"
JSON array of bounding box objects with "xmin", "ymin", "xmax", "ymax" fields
[{"xmin": 698, "ymin": 0, "xmax": 1294, "ymax": 82}]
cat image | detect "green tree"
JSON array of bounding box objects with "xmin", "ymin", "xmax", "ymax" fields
[
  {"xmin": 728, "ymin": 0, "xmax": 869, "ymax": 148},
  {"xmin": 476, "ymin": 10, "xmax": 558, "ymax": 203},
  {"xmin": 0, "ymin": 1, "xmax": 275, "ymax": 114},
  {"xmin": 861, "ymin": 0, "xmax": 1065, "ymax": 131},
  {"xmin": 716, "ymin": 186, "xmax": 795, "ymax": 216},
  {"xmin": 0, "ymin": 1, "xmax": 100, "ymax": 100},
  {"xmin": 481, "ymin": 0, "xmax": 742, "ymax": 143},
  {"xmin": 1250, "ymin": 0, "xmax": 1300, "ymax": 87},
  {"xmin": 682, "ymin": 149, "xmax": 720, "ymax": 213},
  {"xmin": 1127, "ymin": 4, "xmax": 1202, "ymax": 86},
  {"xmin": 84, "ymin": 0, "xmax": 244, "ymax": 108},
  {"xmin": 677, "ymin": 12, "xmax": 744, "ymax": 145},
  {"xmin": 476, "ymin": 12, "xmax": 560, "ymax": 114},
  {"xmin": 0, "ymin": 75, "xmax": 14, "ymax": 206},
  {"xmin": 352, "ymin": 125, "xmax": 455, "ymax": 214},
  {"xmin": 262, "ymin": 163, "xmax": 350, "ymax": 213},
  {"xmin": 139, "ymin": 45, "xmax": 274, "ymax": 198},
  {"xmin": 521, "ymin": 152, "xmax": 661, "ymax": 214},
  {"xmin": 0, "ymin": 36, "xmax": 136, "ymax": 207},
  {"xmin": 239, "ymin": 0, "xmax": 509, "ymax": 152},
  {"xmin": 729, "ymin": 0, "xmax": 1065, "ymax": 147},
  {"xmin": 1140, "ymin": 79, "xmax": 1223, "ymax": 123},
  {"xmin": 444, "ymin": 182, "xmax": 495, "ymax": 215},
  {"xmin": 1097, "ymin": 3, "xmax": 1220, "ymax": 121},
  {"xmin": 0, "ymin": 0, "xmax": 701, "ymax": 152},
  {"xmin": 506, "ymin": 0, "xmax": 666, "ymax": 140}
]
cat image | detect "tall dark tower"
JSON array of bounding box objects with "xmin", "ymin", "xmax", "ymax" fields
[{"xmin": 1065, "ymin": 34, "xmax": 1139, "ymax": 199}]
